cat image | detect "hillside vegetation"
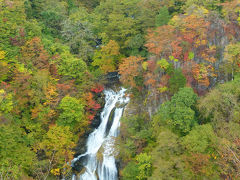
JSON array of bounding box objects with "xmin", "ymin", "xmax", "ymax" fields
[{"xmin": 0, "ymin": 0, "xmax": 240, "ymax": 179}]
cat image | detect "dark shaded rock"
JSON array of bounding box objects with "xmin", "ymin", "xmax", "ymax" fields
[
  {"xmin": 89, "ymin": 91, "xmax": 106, "ymax": 130},
  {"xmin": 73, "ymin": 137, "xmax": 87, "ymax": 158},
  {"xmin": 72, "ymin": 154, "xmax": 88, "ymax": 172},
  {"xmin": 106, "ymin": 72, "xmax": 119, "ymax": 81},
  {"xmin": 104, "ymin": 72, "xmax": 120, "ymax": 88},
  {"xmin": 115, "ymin": 101, "xmax": 128, "ymax": 108},
  {"xmin": 116, "ymin": 159, "xmax": 121, "ymax": 178},
  {"xmin": 105, "ymin": 108, "xmax": 116, "ymax": 135},
  {"xmin": 89, "ymin": 112, "xmax": 101, "ymax": 129}
]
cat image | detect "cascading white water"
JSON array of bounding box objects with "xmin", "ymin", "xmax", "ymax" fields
[{"xmin": 72, "ymin": 88, "xmax": 129, "ymax": 180}]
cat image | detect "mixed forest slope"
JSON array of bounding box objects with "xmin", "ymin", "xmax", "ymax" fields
[{"xmin": 0, "ymin": 0, "xmax": 240, "ymax": 179}]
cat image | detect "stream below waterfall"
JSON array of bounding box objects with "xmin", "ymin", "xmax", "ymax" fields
[{"xmin": 71, "ymin": 88, "xmax": 129, "ymax": 180}]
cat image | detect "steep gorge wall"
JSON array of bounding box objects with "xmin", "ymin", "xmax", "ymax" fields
[{"xmin": 124, "ymin": 12, "xmax": 240, "ymax": 119}]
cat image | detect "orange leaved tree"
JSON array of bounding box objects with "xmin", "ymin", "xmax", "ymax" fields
[{"xmin": 119, "ymin": 56, "xmax": 144, "ymax": 89}]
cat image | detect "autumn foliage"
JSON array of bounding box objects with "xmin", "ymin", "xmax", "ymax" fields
[
  {"xmin": 84, "ymin": 92, "xmax": 101, "ymax": 121},
  {"xmin": 20, "ymin": 37, "xmax": 49, "ymax": 69},
  {"xmin": 92, "ymin": 40, "xmax": 120, "ymax": 73},
  {"xmin": 119, "ymin": 56, "xmax": 144, "ymax": 89},
  {"xmin": 1, "ymin": 0, "xmax": 240, "ymax": 179},
  {"xmin": 91, "ymin": 84, "xmax": 104, "ymax": 94},
  {"xmin": 144, "ymin": 13, "xmax": 218, "ymax": 91}
]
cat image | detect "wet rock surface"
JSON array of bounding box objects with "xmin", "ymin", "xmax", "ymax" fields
[
  {"xmin": 72, "ymin": 154, "xmax": 88, "ymax": 172},
  {"xmin": 105, "ymin": 108, "xmax": 115, "ymax": 136}
]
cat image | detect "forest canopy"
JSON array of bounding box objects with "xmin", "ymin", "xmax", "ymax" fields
[{"xmin": 0, "ymin": 0, "xmax": 240, "ymax": 179}]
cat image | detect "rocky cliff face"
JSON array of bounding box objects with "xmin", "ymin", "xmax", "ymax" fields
[{"xmin": 140, "ymin": 12, "xmax": 240, "ymax": 117}]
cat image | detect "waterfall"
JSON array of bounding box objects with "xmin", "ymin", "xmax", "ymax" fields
[{"xmin": 72, "ymin": 88, "xmax": 129, "ymax": 180}]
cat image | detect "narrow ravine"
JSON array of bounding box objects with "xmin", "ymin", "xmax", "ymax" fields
[{"xmin": 72, "ymin": 88, "xmax": 129, "ymax": 180}]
